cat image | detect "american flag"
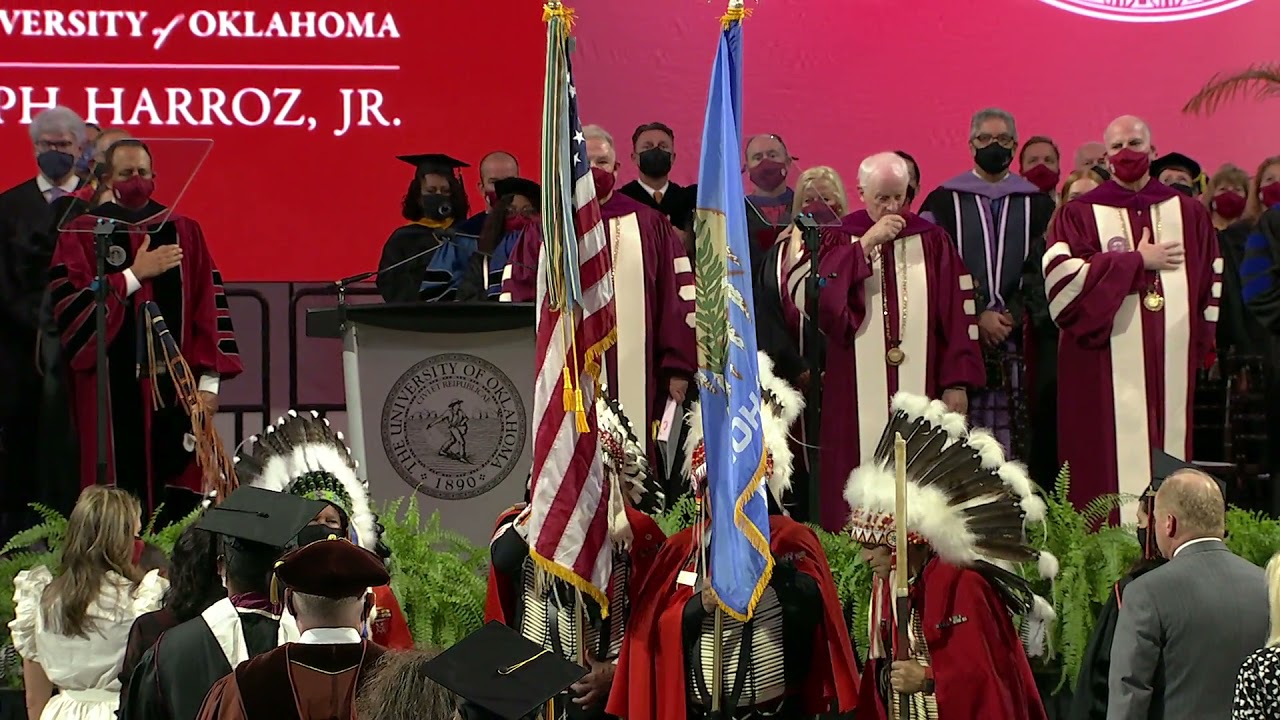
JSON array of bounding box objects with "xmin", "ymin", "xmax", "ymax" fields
[{"xmin": 526, "ymin": 2, "xmax": 619, "ymax": 614}]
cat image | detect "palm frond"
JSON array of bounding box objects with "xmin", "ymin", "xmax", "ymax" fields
[{"xmin": 1183, "ymin": 63, "xmax": 1280, "ymax": 115}]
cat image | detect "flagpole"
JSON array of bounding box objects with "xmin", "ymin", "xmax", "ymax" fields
[{"xmin": 893, "ymin": 433, "xmax": 911, "ymax": 720}]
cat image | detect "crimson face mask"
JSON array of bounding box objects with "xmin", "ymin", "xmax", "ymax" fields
[
  {"xmin": 590, "ymin": 167, "xmax": 616, "ymax": 201},
  {"xmin": 1023, "ymin": 164, "xmax": 1060, "ymax": 194},
  {"xmin": 1109, "ymin": 149, "xmax": 1151, "ymax": 184},
  {"xmin": 748, "ymin": 160, "xmax": 787, "ymax": 193},
  {"xmin": 1261, "ymin": 182, "xmax": 1280, "ymax": 209},
  {"xmin": 114, "ymin": 176, "xmax": 155, "ymax": 209},
  {"xmin": 504, "ymin": 214, "xmax": 533, "ymax": 233},
  {"xmin": 1212, "ymin": 191, "xmax": 1247, "ymax": 220},
  {"xmin": 801, "ymin": 200, "xmax": 839, "ymax": 226}
]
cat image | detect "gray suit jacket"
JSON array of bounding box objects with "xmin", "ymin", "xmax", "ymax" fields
[{"xmin": 1107, "ymin": 538, "xmax": 1268, "ymax": 720}]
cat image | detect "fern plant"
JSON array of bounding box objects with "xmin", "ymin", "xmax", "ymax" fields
[
  {"xmin": 654, "ymin": 494, "xmax": 699, "ymax": 537},
  {"xmin": 377, "ymin": 497, "xmax": 488, "ymax": 648},
  {"xmin": 1224, "ymin": 507, "xmax": 1280, "ymax": 567}
]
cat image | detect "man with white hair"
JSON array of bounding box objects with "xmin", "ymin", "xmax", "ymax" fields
[
  {"xmin": 1045, "ymin": 115, "xmax": 1221, "ymax": 514},
  {"xmin": 919, "ymin": 108, "xmax": 1056, "ymax": 464},
  {"xmin": 501, "ymin": 124, "xmax": 696, "ymax": 474},
  {"xmin": 807, "ymin": 151, "xmax": 983, "ymax": 531},
  {"xmin": 0, "ymin": 106, "xmax": 89, "ymax": 532}
]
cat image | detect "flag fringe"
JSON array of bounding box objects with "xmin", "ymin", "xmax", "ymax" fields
[
  {"xmin": 716, "ymin": 448, "xmax": 774, "ymax": 622},
  {"xmin": 529, "ymin": 547, "xmax": 611, "ymax": 618},
  {"xmin": 720, "ymin": 6, "xmax": 751, "ymax": 29}
]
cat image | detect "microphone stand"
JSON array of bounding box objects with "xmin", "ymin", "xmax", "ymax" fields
[
  {"xmin": 333, "ymin": 243, "xmax": 447, "ymax": 332},
  {"xmin": 796, "ymin": 214, "xmax": 824, "ymax": 525},
  {"xmin": 93, "ymin": 217, "xmax": 118, "ymax": 485}
]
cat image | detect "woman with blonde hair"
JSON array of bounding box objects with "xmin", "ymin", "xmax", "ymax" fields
[
  {"xmin": 1205, "ymin": 164, "xmax": 1252, "ymax": 231},
  {"xmin": 1246, "ymin": 155, "xmax": 1280, "ymax": 221},
  {"xmin": 8, "ymin": 486, "xmax": 167, "ymax": 720},
  {"xmin": 789, "ymin": 165, "xmax": 849, "ymax": 226},
  {"xmin": 1233, "ymin": 552, "xmax": 1280, "ymax": 717}
]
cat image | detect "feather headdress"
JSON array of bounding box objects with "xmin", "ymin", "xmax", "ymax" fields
[
  {"xmin": 683, "ymin": 351, "xmax": 804, "ymax": 508},
  {"xmin": 845, "ymin": 391, "xmax": 1058, "ymax": 653},
  {"xmin": 235, "ymin": 410, "xmax": 378, "ymax": 552},
  {"xmin": 596, "ymin": 393, "xmax": 665, "ymax": 516}
]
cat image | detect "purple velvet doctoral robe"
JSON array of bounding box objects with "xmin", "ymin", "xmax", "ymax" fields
[
  {"xmin": 920, "ymin": 172, "xmax": 1055, "ymax": 456},
  {"xmin": 1044, "ymin": 179, "xmax": 1220, "ymax": 516},
  {"xmin": 815, "ymin": 211, "xmax": 985, "ymax": 531},
  {"xmin": 501, "ymin": 192, "xmax": 696, "ymax": 462}
]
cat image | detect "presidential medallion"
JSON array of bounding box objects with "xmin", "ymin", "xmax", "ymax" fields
[
  {"xmin": 886, "ymin": 346, "xmax": 906, "ymax": 366},
  {"xmin": 106, "ymin": 245, "xmax": 127, "ymax": 268},
  {"xmin": 1143, "ymin": 291, "xmax": 1165, "ymax": 312}
]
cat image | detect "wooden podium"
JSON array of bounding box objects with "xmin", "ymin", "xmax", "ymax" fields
[{"xmin": 307, "ymin": 302, "xmax": 535, "ymax": 544}]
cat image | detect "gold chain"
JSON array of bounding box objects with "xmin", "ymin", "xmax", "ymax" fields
[
  {"xmin": 1119, "ymin": 204, "xmax": 1165, "ymax": 311},
  {"xmin": 879, "ymin": 238, "xmax": 908, "ymax": 364}
]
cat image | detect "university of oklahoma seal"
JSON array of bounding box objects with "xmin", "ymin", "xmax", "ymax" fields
[
  {"xmin": 1035, "ymin": 0, "xmax": 1254, "ymax": 23},
  {"xmin": 380, "ymin": 353, "xmax": 527, "ymax": 500}
]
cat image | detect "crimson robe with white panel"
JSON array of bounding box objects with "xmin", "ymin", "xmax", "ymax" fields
[
  {"xmin": 814, "ymin": 211, "xmax": 985, "ymax": 531},
  {"xmin": 1043, "ymin": 180, "xmax": 1220, "ymax": 516},
  {"xmin": 501, "ymin": 192, "xmax": 697, "ymax": 461}
]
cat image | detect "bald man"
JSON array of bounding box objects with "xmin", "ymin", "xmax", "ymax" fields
[
  {"xmin": 804, "ymin": 152, "xmax": 983, "ymax": 530},
  {"xmin": 1074, "ymin": 142, "xmax": 1106, "ymax": 172},
  {"xmin": 1044, "ymin": 116, "xmax": 1221, "ymax": 517},
  {"xmin": 457, "ymin": 150, "xmax": 519, "ymax": 235},
  {"xmin": 1109, "ymin": 469, "xmax": 1266, "ymax": 720}
]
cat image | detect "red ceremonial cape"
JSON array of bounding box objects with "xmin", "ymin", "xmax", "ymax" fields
[
  {"xmin": 369, "ymin": 584, "xmax": 413, "ymax": 650},
  {"xmin": 607, "ymin": 515, "xmax": 860, "ymax": 719},
  {"xmin": 857, "ymin": 558, "xmax": 1046, "ymax": 720},
  {"xmin": 48, "ymin": 207, "xmax": 242, "ymax": 504},
  {"xmin": 483, "ymin": 505, "xmax": 667, "ymax": 626}
]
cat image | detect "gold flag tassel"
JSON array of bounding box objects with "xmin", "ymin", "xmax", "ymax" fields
[
  {"xmin": 720, "ymin": 1, "xmax": 751, "ymax": 29},
  {"xmin": 141, "ymin": 302, "xmax": 237, "ymax": 500},
  {"xmin": 542, "ymin": 1, "xmax": 577, "ymax": 30}
]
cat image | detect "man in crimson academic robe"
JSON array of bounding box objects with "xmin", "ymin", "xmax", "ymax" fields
[
  {"xmin": 919, "ymin": 109, "xmax": 1056, "ymax": 467},
  {"xmin": 500, "ymin": 123, "xmax": 696, "ymax": 469},
  {"xmin": 196, "ymin": 537, "xmax": 389, "ymax": 720},
  {"xmin": 48, "ymin": 139, "xmax": 241, "ymax": 519},
  {"xmin": 607, "ymin": 353, "xmax": 859, "ymax": 720},
  {"xmin": 482, "ymin": 395, "xmax": 667, "ymax": 719},
  {"xmin": 1044, "ymin": 115, "xmax": 1220, "ymax": 516},
  {"xmin": 814, "ymin": 152, "xmax": 984, "ymax": 531}
]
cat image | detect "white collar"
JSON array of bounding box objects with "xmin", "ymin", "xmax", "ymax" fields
[
  {"xmin": 640, "ymin": 180, "xmax": 670, "ymax": 198},
  {"xmin": 36, "ymin": 173, "xmax": 79, "ymax": 194},
  {"xmin": 1172, "ymin": 536, "xmax": 1220, "ymax": 558},
  {"xmin": 298, "ymin": 627, "xmax": 363, "ymax": 645}
]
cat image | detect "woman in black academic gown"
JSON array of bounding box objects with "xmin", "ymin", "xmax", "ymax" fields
[
  {"xmin": 457, "ymin": 177, "xmax": 540, "ymax": 302},
  {"xmin": 376, "ymin": 153, "xmax": 475, "ymax": 303}
]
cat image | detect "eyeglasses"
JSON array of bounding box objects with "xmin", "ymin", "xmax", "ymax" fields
[
  {"xmin": 36, "ymin": 140, "xmax": 76, "ymax": 152},
  {"xmin": 973, "ymin": 133, "xmax": 1016, "ymax": 149}
]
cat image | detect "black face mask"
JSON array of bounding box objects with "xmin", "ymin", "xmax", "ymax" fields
[
  {"xmin": 637, "ymin": 148, "xmax": 673, "ymax": 178},
  {"xmin": 974, "ymin": 144, "xmax": 1014, "ymax": 175},
  {"xmin": 37, "ymin": 150, "xmax": 75, "ymax": 181},
  {"xmin": 1169, "ymin": 182, "xmax": 1196, "ymax": 197},
  {"xmin": 1136, "ymin": 527, "xmax": 1149, "ymax": 556},
  {"xmin": 421, "ymin": 193, "xmax": 453, "ymax": 221}
]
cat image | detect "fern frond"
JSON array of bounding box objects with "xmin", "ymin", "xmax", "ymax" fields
[
  {"xmin": 1183, "ymin": 64, "xmax": 1280, "ymax": 115},
  {"xmin": 1081, "ymin": 493, "xmax": 1128, "ymax": 528}
]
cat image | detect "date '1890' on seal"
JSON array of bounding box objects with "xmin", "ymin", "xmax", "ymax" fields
[{"xmin": 380, "ymin": 353, "xmax": 527, "ymax": 500}]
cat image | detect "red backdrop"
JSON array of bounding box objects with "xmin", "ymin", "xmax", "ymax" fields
[{"xmin": 1, "ymin": 0, "xmax": 1275, "ymax": 281}]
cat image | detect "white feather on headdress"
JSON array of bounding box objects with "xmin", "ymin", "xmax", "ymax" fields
[
  {"xmin": 235, "ymin": 410, "xmax": 378, "ymax": 552},
  {"xmin": 683, "ymin": 351, "xmax": 804, "ymax": 506}
]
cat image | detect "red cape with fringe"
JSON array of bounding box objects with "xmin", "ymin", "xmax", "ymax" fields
[
  {"xmin": 606, "ymin": 515, "xmax": 860, "ymax": 719},
  {"xmin": 483, "ymin": 505, "xmax": 666, "ymax": 626}
]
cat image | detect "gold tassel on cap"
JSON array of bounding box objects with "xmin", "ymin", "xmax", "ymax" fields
[{"xmin": 270, "ymin": 559, "xmax": 285, "ymax": 605}]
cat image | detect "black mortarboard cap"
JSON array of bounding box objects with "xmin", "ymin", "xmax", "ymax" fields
[
  {"xmin": 397, "ymin": 153, "xmax": 470, "ymax": 173},
  {"xmin": 420, "ymin": 621, "xmax": 587, "ymax": 720},
  {"xmin": 196, "ymin": 486, "xmax": 326, "ymax": 548},
  {"xmin": 1150, "ymin": 152, "xmax": 1202, "ymax": 182},
  {"xmin": 1148, "ymin": 448, "xmax": 1226, "ymax": 498},
  {"xmin": 493, "ymin": 177, "xmax": 542, "ymax": 207}
]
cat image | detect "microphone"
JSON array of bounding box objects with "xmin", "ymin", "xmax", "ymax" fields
[{"xmin": 335, "ymin": 234, "xmax": 469, "ymax": 289}]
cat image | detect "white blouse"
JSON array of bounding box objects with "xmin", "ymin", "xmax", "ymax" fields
[{"xmin": 8, "ymin": 566, "xmax": 167, "ymax": 720}]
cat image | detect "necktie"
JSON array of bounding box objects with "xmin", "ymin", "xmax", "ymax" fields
[
  {"xmin": 653, "ymin": 190, "xmax": 664, "ymax": 204},
  {"xmin": 47, "ymin": 187, "xmax": 68, "ymax": 203}
]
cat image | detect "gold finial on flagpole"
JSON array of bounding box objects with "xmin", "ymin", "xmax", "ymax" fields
[{"xmin": 543, "ymin": 0, "xmax": 577, "ymax": 30}]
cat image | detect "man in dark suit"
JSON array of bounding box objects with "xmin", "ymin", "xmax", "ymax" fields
[
  {"xmin": 1109, "ymin": 467, "xmax": 1269, "ymax": 720},
  {"xmin": 618, "ymin": 121, "xmax": 685, "ymax": 222},
  {"xmin": 0, "ymin": 106, "xmax": 88, "ymax": 531}
]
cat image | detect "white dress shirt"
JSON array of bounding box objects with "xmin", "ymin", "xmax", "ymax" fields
[
  {"xmin": 1171, "ymin": 536, "xmax": 1220, "ymax": 558},
  {"xmin": 639, "ymin": 180, "xmax": 670, "ymax": 201},
  {"xmin": 36, "ymin": 173, "xmax": 80, "ymax": 202}
]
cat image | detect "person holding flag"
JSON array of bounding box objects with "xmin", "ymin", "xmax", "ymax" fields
[
  {"xmin": 476, "ymin": 4, "xmax": 669, "ymax": 718},
  {"xmin": 608, "ymin": 351, "xmax": 859, "ymax": 719}
]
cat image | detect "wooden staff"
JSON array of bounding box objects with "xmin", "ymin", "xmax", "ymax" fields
[{"xmin": 894, "ymin": 433, "xmax": 911, "ymax": 720}]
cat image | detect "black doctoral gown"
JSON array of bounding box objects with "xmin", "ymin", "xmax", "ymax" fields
[
  {"xmin": 375, "ymin": 223, "xmax": 475, "ymax": 303},
  {"xmin": 119, "ymin": 608, "xmax": 282, "ymax": 720}
]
